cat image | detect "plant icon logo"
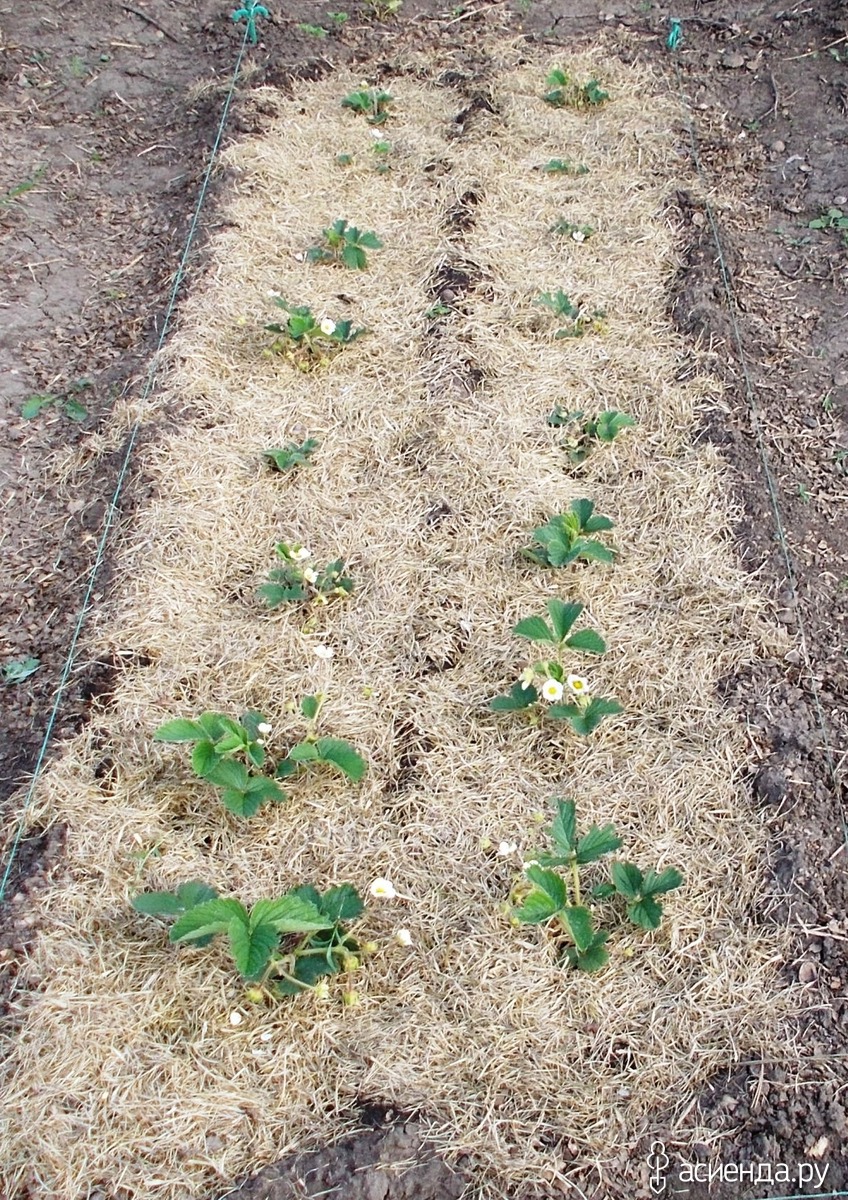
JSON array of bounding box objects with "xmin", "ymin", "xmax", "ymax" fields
[{"xmin": 647, "ymin": 1140, "xmax": 670, "ymax": 1195}]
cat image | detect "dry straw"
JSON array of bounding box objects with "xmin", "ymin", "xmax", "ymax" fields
[{"xmin": 1, "ymin": 45, "xmax": 793, "ymax": 1200}]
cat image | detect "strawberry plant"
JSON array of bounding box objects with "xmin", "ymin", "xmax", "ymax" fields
[
  {"xmin": 512, "ymin": 800, "xmax": 683, "ymax": 971},
  {"xmin": 550, "ymin": 218, "xmax": 594, "ymax": 242},
  {"xmin": 154, "ymin": 711, "xmax": 285, "ymax": 817},
  {"xmin": 522, "ymin": 500, "xmax": 616, "ymax": 568},
  {"xmin": 543, "ymin": 68, "xmax": 609, "ymax": 109},
  {"xmin": 307, "ymin": 219, "xmax": 383, "ymax": 270},
  {"xmin": 547, "ymin": 407, "xmax": 636, "ymax": 463},
  {"xmin": 489, "ymin": 599, "xmax": 621, "ymax": 735},
  {"xmin": 341, "ymin": 87, "xmax": 393, "ymax": 126},
  {"xmin": 132, "ymin": 880, "xmax": 366, "ymax": 996},
  {"xmin": 540, "ymin": 158, "xmax": 590, "ymax": 176},
  {"xmin": 259, "ymin": 542, "xmax": 353, "ymax": 607},
  {"xmin": 264, "ymin": 437, "xmax": 318, "ymax": 473},
  {"xmin": 537, "ymin": 290, "xmax": 606, "ymax": 339},
  {"xmin": 154, "ymin": 700, "xmax": 365, "ymax": 818},
  {"xmin": 265, "ymin": 297, "xmax": 366, "ymax": 369}
]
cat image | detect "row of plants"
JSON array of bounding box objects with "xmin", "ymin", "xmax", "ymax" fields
[{"xmin": 133, "ymin": 65, "xmax": 682, "ymax": 1001}]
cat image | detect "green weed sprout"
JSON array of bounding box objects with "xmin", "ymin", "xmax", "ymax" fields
[
  {"xmin": 154, "ymin": 700, "xmax": 366, "ymax": 818},
  {"xmin": 512, "ymin": 799, "xmax": 683, "ymax": 971},
  {"xmin": 543, "ymin": 68, "xmax": 610, "ymax": 109},
  {"xmin": 3, "ymin": 656, "xmax": 40, "ymax": 684},
  {"xmin": 547, "ymin": 407, "xmax": 636, "ymax": 463},
  {"xmin": 20, "ymin": 378, "xmax": 91, "ymax": 422},
  {"xmin": 307, "ymin": 219, "xmax": 383, "ymax": 270},
  {"xmin": 259, "ymin": 542, "xmax": 353, "ymax": 607},
  {"xmin": 522, "ymin": 500, "xmax": 616, "ymax": 568},
  {"xmin": 540, "ymin": 159, "xmax": 590, "ymax": 176},
  {"xmin": 808, "ymin": 207, "xmax": 848, "ymax": 245},
  {"xmin": 132, "ymin": 879, "xmax": 365, "ymax": 997},
  {"xmin": 537, "ymin": 290, "xmax": 606, "ymax": 338},
  {"xmin": 489, "ymin": 599, "xmax": 621, "ymax": 735},
  {"xmin": 550, "ymin": 218, "xmax": 594, "ymax": 243},
  {"xmin": 367, "ymin": 0, "xmax": 402, "ymax": 17},
  {"xmin": 263, "ymin": 437, "xmax": 318, "ymax": 473},
  {"xmin": 341, "ymin": 87, "xmax": 393, "ymax": 126}
]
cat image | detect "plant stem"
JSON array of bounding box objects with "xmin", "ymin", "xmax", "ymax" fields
[{"xmin": 571, "ymin": 858, "xmax": 582, "ymax": 906}]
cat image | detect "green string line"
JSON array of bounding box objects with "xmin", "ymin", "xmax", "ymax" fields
[
  {"xmin": 667, "ymin": 48, "xmax": 844, "ymax": 828},
  {"xmin": 0, "ymin": 18, "xmax": 255, "ymax": 904}
]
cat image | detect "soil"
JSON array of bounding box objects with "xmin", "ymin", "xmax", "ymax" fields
[
  {"xmin": 1, "ymin": 1, "xmax": 847, "ymax": 1198},
  {"xmin": 222, "ymin": 1115, "xmax": 469, "ymax": 1200}
]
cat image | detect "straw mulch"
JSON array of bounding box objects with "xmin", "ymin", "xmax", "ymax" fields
[{"xmin": 0, "ymin": 44, "xmax": 794, "ymax": 1200}]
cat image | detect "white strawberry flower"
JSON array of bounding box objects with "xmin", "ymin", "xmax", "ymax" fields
[
  {"xmin": 519, "ymin": 666, "xmax": 536, "ymax": 690},
  {"xmin": 369, "ymin": 877, "xmax": 397, "ymax": 900},
  {"xmin": 394, "ymin": 928, "xmax": 413, "ymax": 947},
  {"xmin": 319, "ymin": 317, "xmax": 336, "ymax": 336},
  {"xmin": 541, "ymin": 678, "xmax": 564, "ymax": 703},
  {"xmin": 572, "ymin": 229, "xmax": 586, "ymax": 243},
  {"xmin": 314, "ymin": 644, "xmax": 334, "ymax": 660},
  {"xmin": 302, "ymin": 567, "xmax": 319, "ymax": 584},
  {"xmin": 293, "ymin": 546, "xmax": 311, "ymax": 561},
  {"xmin": 497, "ymin": 841, "xmax": 518, "ymax": 857},
  {"xmin": 566, "ymin": 674, "xmax": 589, "ymax": 696},
  {"xmin": 257, "ymin": 722, "xmax": 272, "ymax": 735}
]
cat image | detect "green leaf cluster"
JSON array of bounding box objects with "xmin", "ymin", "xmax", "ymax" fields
[
  {"xmin": 341, "ymin": 88, "xmax": 393, "ymax": 125},
  {"xmin": 307, "ymin": 219, "xmax": 383, "ymax": 270},
  {"xmin": 155, "ymin": 698, "xmax": 366, "ymax": 817},
  {"xmin": 550, "ymin": 219, "xmax": 595, "ymax": 241},
  {"xmin": 372, "ymin": 140, "xmax": 391, "ymax": 174},
  {"xmin": 515, "ymin": 865, "xmax": 609, "ymax": 972},
  {"xmin": 808, "ymin": 207, "xmax": 848, "ymax": 232},
  {"xmin": 543, "ymin": 68, "xmax": 610, "ymax": 109},
  {"xmin": 547, "ymin": 407, "xmax": 636, "ymax": 463},
  {"xmin": 536, "ymin": 290, "xmax": 605, "ymax": 339},
  {"xmin": 21, "ymin": 379, "xmax": 91, "ymax": 422},
  {"xmin": 512, "ymin": 800, "xmax": 683, "ymax": 970},
  {"xmin": 2, "ymin": 655, "xmax": 40, "ymax": 684},
  {"xmin": 489, "ymin": 599, "xmax": 621, "ymax": 735},
  {"xmin": 264, "ymin": 438, "xmax": 318, "ymax": 473},
  {"xmin": 609, "ymin": 861, "xmax": 684, "ymax": 930},
  {"xmin": 154, "ymin": 711, "xmax": 285, "ymax": 817},
  {"xmin": 512, "ymin": 598, "xmax": 605, "ymax": 650},
  {"xmin": 366, "ymin": 0, "xmax": 402, "ymax": 18},
  {"xmin": 264, "ymin": 297, "xmax": 366, "ymax": 360},
  {"xmin": 133, "ymin": 880, "xmax": 365, "ymax": 991},
  {"xmin": 540, "ymin": 159, "xmax": 590, "ymax": 176},
  {"xmin": 522, "ymin": 499, "xmax": 616, "ymax": 568},
  {"xmin": 274, "ymin": 696, "xmax": 366, "ymax": 783},
  {"xmin": 258, "ymin": 543, "xmax": 353, "ymax": 608}
]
